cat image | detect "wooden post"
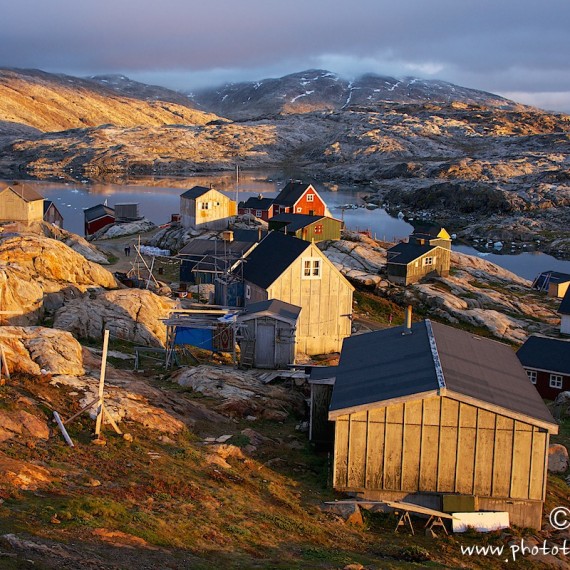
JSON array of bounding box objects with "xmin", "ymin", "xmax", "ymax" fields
[
  {"xmin": 53, "ymin": 411, "xmax": 74, "ymax": 447},
  {"xmin": 94, "ymin": 330, "xmax": 110, "ymax": 438}
]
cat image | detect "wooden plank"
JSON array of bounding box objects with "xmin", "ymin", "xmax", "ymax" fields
[
  {"xmin": 347, "ymin": 412, "xmax": 367, "ymax": 488},
  {"xmin": 334, "ymin": 418, "xmax": 350, "ymax": 488},
  {"xmin": 493, "ymin": 416, "xmax": 513, "ymax": 497},
  {"xmin": 473, "ymin": 418, "xmax": 494, "ymax": 496},
  {"xmin": 384, "ymin": 501, "xmax": 456, "ymax": 520},
  {"xmin": 366, "ymin": 414, "xmax": 385, "ymax": 489},
  {"xmin": 511, "ymin": 423, "xmax": 532, "ymax": 499},
  {"xmin": 456, "ymin": 421, "xmax": 476, "ymax": 494},
  {"xmin": 402, "ymin": 419, "xmax": 421, "ymax": 491},
  {"xmin": 419, "ymin": 425, "xmax": 439, "ymax": 491},
  {"xmin": 529, "ymin": 429, "xmax": 547, "ymax": 500},
  {"xmin": 384, "ymin": 418, "xmax": 403, "ymax": 490}
]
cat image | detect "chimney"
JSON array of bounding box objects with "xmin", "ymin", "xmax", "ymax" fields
[
  {"xmin": 257, "ymin": 227, "xmax": 262, "ymax": 241},
  {"xmin": 222, "ymin": 230, "xmax": 234, "ymax": 242},
  {"xmin": 403, "ymin": 305, "xmax": 413, "ymax": 335}
]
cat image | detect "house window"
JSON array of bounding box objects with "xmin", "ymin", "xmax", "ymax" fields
[
  {"xmin": 302, "ymin": 258, "xmax": 321, "ymax": 279},
  {"xmin": 307, "ymin": 194, "xmax": 314, "ymax": 202},
  {"xmin": 297, "ymin": 207, "xmax": 302, "ymax": 213},
  {"xmin": 245, "ymin": 285, "xmax": 251, "ymax": 299},
  {"xmin": 314, "ymin": 224, "xmax": 323, "ymax": 234},
  {"xmin": 423, "ymin": 257, "xmax": 434, "ymax": 266},
  {"xmin": 256, "ymin": 210, "xmax": 262, "ymax": 217},
  {"xmin": 550, "ymin": 374, "xmax": 563, "ymax": 389},
  {"xmin": 526, "ymin": 369, "xmax": 537, "ymax": 384},
  {"xmin": 200, "ymin": 202, "xmax": 210, "ymax": 210}
]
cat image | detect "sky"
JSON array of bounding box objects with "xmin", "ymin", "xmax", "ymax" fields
[{"xmin": 2, "ymin": 0, "xmax": 570, "ymax": 112}]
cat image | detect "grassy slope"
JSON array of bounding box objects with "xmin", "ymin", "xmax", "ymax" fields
[{"xmin": 0, "ymin": 369, "xmax": 554, "ymax": 570}]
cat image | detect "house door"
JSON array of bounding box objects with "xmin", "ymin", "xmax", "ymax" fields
[
  {"xmin": 309, "ymin": 210, "xmax": 314, "ymax": 216},
  {"xmin": 255, "ymin": 322, "xmax": 276, "ymax": 368}
]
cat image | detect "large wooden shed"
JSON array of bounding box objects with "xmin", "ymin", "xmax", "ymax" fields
[
  {"xmin": 0, "ymin": 183, "xmax": 44, "ymax": 225},
  {"xmin": 329, "ymin": 320, "xmax": 558, "ymax": 529},
  {"xmin": 268, "ymin": 213, "xmax": 342, "ymax": 242}
]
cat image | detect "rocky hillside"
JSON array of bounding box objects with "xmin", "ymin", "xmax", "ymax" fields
[
  {"xmin": 190, "ymin": 69, "xmax": 521, "ymax": 120},
  {"xmin": 0, "ymin": 68, "xmax": 569, "ymax": 256},
  {"xmin": 0, "ymin": 68, "xmax": 219, "ymax": 140}
]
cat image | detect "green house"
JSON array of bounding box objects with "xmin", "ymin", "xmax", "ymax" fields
[{"xmin": 268, "ymin": 213, "xmax": 342, "ymax": 242}]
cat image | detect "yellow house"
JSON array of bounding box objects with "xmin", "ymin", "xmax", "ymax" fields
[
  {"xmin": 0, "ymin": 183, "xmax": 44, "ymax": 224},
  {"xmin": 239, "ymin": 231, "xmax": 354, "ymax": 355},
  {"xmin": 180, "ymin": 186, "xmax": 237, "ymax": 230}
]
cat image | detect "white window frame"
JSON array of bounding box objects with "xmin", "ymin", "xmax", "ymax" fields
[
  {"xmin": 245, "ymin": 284, "xmax": 251, "ymax": 299},
  {"xmin": 256, "ymin": 210, "xmax": 262, "ymax": 218},
  {"xmin": 302, "ymin": 257, "xmax": 321, "ymax": 279},
  {"xmin": 200, "ymin": 201, "xmax": 210, "ymax": 210},
  {"xmin": 306, "ymin": 194, "xmax": 314, "ymax": 202},
  {"xmin": 296, "ymin": 207, "xmax": 302, "ymax": 213},
  {"xmin": 526, "ymin": 369, "xmax": 537, "ymax": 384},
  {"xmin": 423, "ymin": 256, "xmax": 434, "ymax": 266},
  {"xmin": 550, "ymin": 374, "xmax": 563, "ymax": 389}
]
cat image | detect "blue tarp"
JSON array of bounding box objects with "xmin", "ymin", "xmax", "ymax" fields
[{"xmin": 174, "ymin": 327, "xmax": 213, "ymax": 351}]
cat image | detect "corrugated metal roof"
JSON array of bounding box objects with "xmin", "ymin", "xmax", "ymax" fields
[
  {"xmin": 330, "ymin": 320, "xmax": 556, "ymax": 426},
  {"xmin": 517, "ymin": 335, "xmax": 570, "ymax": 376},
  {"xmin": 270, "ymin": 213, "xmax": 326, "ymax": 231}
]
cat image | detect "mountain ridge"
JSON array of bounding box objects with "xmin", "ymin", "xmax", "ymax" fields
[{"xmin": 188, "ymin": 68, "xmax": 527, "ymax": 120}]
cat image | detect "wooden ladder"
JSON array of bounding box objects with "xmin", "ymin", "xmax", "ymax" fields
[{"xmin": 239, "ymin": 339, "xmax": 255, "ymax": 369}]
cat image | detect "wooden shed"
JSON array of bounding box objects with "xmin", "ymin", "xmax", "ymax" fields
[
  {"xmin": 328, "ymin": 319, "xmax": 558, "ymax": 529},
  {"xmin": 268, "ymin": 213, "xmax": 342, "ymax": 242},
  {"xmin": 0, "ymin": 183, "xmax": 44, "ymax": 225},
  {"xmin": 532, "ymin": 271, "xmax": 570, "ymax": 299},
  {"xmin": 180, "ymin": 186, "xmax": 237, "ymax": 230},
  {"xmin": 84, "ymin": 204, "xmax": 115, "ymax": 235},
  {"xmin": 237, "ymin": 299, "xmax": 300, "ymax": 369},
  {"xmin": 43, "ymin": 200, "xmax": 64, "ymax": 228}
]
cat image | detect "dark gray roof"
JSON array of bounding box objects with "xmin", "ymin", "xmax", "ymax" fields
[
  {"xmin": 386, "ymin": 241, "xmax": 437, "ymax": 264},
  {"xmin": 240, "ymin": 299, "xmax": 301, "ymax": 322},
  {"xmin": 533, "ymin": 271, "xmax": 570, "ymax": 290},
  {"xmin": 241, "ymin": 231, "xmax": 311, "ymax": 289},
  {"xmin": 180, "ymin": 186, "xmax": 212, "ymax": 200},
  {"xmin": 411, "ymin": 223, "xmax": 447, "ymax": 238},
  {"xmin": 273, "ymin": 182, "xmax": 315, "ymax": 207},
  {"xmin": 560, "ymin": 289, "xmax": 570, "ymax": 315},
  {"xmin": 517, "ymin": 335, "xmax": 570, "ymax": 376},
  {"xmin": 330, "ymin": 320, "xmax": 556, "ymax": 427},
  {"xmin": 239, "ymin": 196, "xmax": 274, "ymax": 210},
  {"xmin": 84, "ymin": 204, "xmax": 115, "ymax": 222},
  {"xmin": 270, "ymin": 213, "xmax": 326, "ymax": 231}
]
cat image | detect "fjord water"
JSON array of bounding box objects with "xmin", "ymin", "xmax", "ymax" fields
[{"xmin": 7, "ymin": 172, "xmax": 569, "ymax": 280}]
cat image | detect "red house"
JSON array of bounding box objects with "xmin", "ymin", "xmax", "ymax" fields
[
  {"xmin": 517, "ymin": 335, "xmax": 570, "ymax": 400},
  {"xmin": 84, "ymin": 204, "xmax": 115, "ymax": 236},
  {"xmin": 238, "ymin": 195, "xmax": 275, "ymax": 222},
  {"xmin": 272, "ymin": 182, "xmax": 327, "ymax": 216}
]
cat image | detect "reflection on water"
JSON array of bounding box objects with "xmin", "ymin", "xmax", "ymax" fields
[{"xmin": 4, "ymin": 172, "xmax": 569, "ymax": 280}]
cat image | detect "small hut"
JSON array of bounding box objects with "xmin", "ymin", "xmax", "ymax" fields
[{"xmin": 237, "ymin": 299, "xmax": 300, "ymax": 369}]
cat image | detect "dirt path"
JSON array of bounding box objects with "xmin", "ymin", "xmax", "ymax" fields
[{"xmin": 93, "ymin": 228, "xmax": 163, "ymax": 274}]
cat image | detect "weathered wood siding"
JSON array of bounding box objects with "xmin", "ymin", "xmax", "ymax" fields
[
  {"xmin": 181, "ymin": 189, "xmax": 236, "ymax": 230},
  {"xmin": 387, "ymin": 246, "xmax": 451, "ymax": 286},
  {"xmin": 333, "ymin": 396, "xmax": 548, "ymax": 502},
  {"xmin": 265, "ymin": 243, "xmax": 353, "ymax": 355},
  {"xmin": 0, "ymin": 190, "xmax": 43, "ymax": 224}
]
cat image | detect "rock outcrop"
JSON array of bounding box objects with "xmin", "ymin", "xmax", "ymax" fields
[
  {"xmin": 0, "ymin": 326, "xmax": 85, "ymax": 376},
  {"xmin": 53, "ymin": 289, "xmax": 177, "ymax": 346},
  {"xmin": 0, "ymin": 233, "xmax": 118, "ymax": 324}
]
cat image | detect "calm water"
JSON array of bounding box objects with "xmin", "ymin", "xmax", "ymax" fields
[{"xmin": 4, "ymin": 172, "xmax": 569, "ymax": 280}]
